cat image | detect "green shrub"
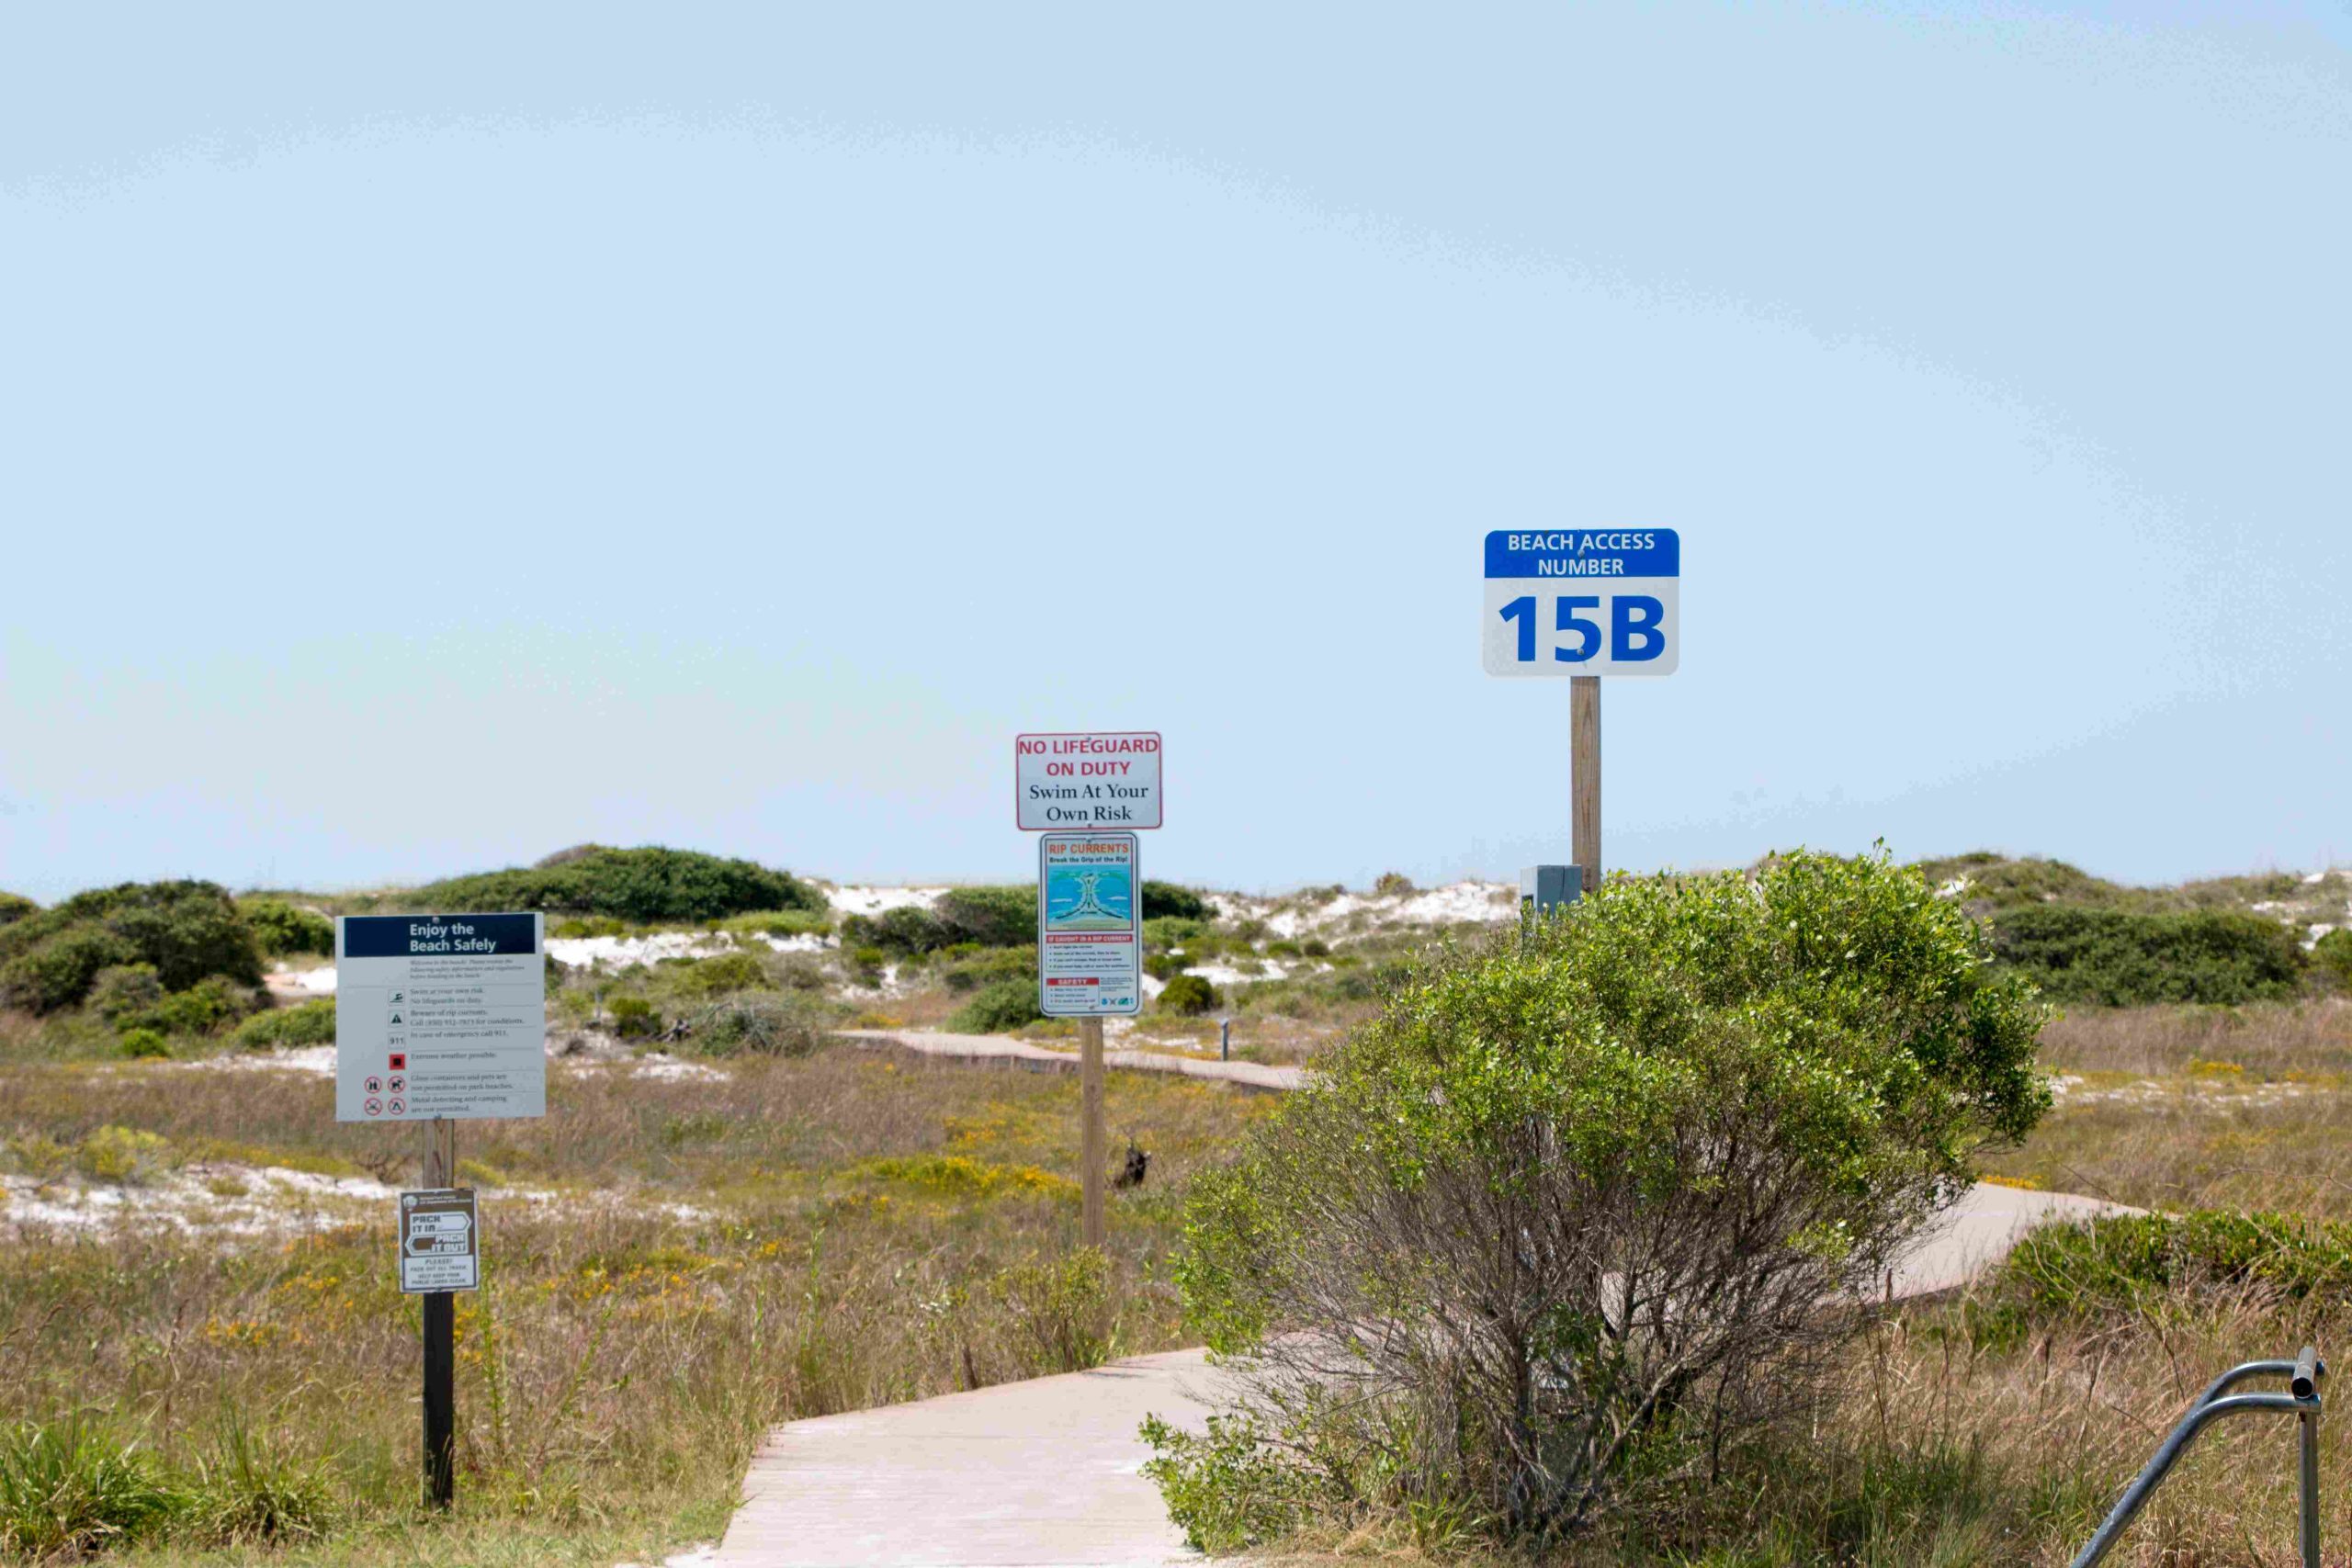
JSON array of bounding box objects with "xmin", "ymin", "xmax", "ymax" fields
[
  {"xmin": 1164, "ymin": 851, "xmax": 2049, "ymax": 1549},
  {"xmin": 237, "ymin": 898, "xmax": 334, "ymax": 959},
  {"xmin": 841, "ymin": 905, "xmax": 952, "ymax": 956},
  {"xmin": 1372, "ymin": 871, "xmax": 1415, "ymax": 897},
  {"xmin": 2313, "ymin": 928, "xmax": 2352, "ymax": 992},
  {"xmin": 1298, "ymin": 938, "xmax": 1329, "ymax": 958},
  {"xmin": 1143, "ymin": 917, "xmax": 1205, "ymax": 950},
  {"xmin": 117, "ymin": 1027, "xmax": 171, "ymax": 1059},
  {"xmin": 78, "ymin": 1126, "xmax": 174, "ymax": 1183},
  {"xmin": 133, "ymin": 977, "xmax": 259, "ymax": 1037},
  {"xmin": 88, "ymin": 963, "xmax": 165, "ymax": 1021},
  {"xmin": 0, "ymin": 1416, "xmax": 183, "ymax": 1559},
  {"xmin": 990, "ymin": 1247, "xmax": 1114, "ymax": 1375},
  {"xmin": 721, "ymin": 908, "xmax": 833, "ymax": 939},
  {"xmin": 1997, "ymin": 1210, "xmax": 2352, "ymax": 1315},
  {"xmin": 1140, "ymin": 882, "xmax": 1209, "ymax": 921},
  {"xmin": 689, "ymin": 992, "xmax": 840, "ymax": 1057},
  {"xmin": 1991, "ymin": 906, "xmax": 2304, "ymax": 1005},
  {"xmin": 1142, "ymin": 953, "xmax": 1192, "ymax": 982},
  {"xmin": 236, "ymin": 999, "xmax": 336, "ymax": 1050},
  {"xmin": 0, "ymin": 880, "xmax": 263, "ymax": 1012},
  {"xmin": 609, "ymin": 996, "xmax": 661, "ymax": 1040},
  {"xmin": 936, "ymin": 886, "xmax": 1035, "ymax": 948},
  {"xmin": 0, "ymin": 893, "xmax": 35, "ymax": 929},
  {"xmin": 1141, "ymin": 1412, "xmax": 1311, "ymax": 1555},
  {"xmin": 1157, "ymin": 974, "xmax": 1219, "ymax": 1015},
  {"xmin": 942, "ymin": 947, "xmax": 1035, "ymax": 993},
  {"xmin": 945, "ymin": 979, "xmax": 1044, "ymax": 1034},
  {"xmin": 677, "ymin": 951, "xmax": 771, "ymax": 996},
  {"xmin": 415, "ymin": 846, "xmax": 820, "ymax": 922}
]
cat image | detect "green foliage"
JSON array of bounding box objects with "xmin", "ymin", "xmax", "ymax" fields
[
  {"xmin": 236, "ymin": 999, "xmax": 336, "ymax": 1050},
  {"xmin": 1372, "ymin": 871, "xmax": 1416, "ymax": 897},
  {"xmin": 609, "ymin": 996, "xmax": 662, "ymax": 1040},
  {"xmin": 677, "ymin": 950, "xmax": 771, "ymax": 996},
  {"xmin": 941, "ymin": 946, "xmax": 1035, "ymax": 993},
  {"xmin": 1997, "ymin": 1210, "xmax": 2352, "ymax": 1315},
  {"xmin": 184, "ymin": 1417, "xmax": 335, "ymax": 1548},
  {"xmin": 1140, "ymin": 881, "xmax": 1209, "ymax": 921},
  {"xmin": 116, "ymin": 1027, "xmax": 171, "ymax": 1059},
  {"xmin": 414, "ymin": 846, "xmax": 821, "ymax": 922},
  {"xmin": 0, "ymin": 1416, "xmax": 182, "ymax": 1559},
  {"xmin": 841, "ymin": 905, "xmax": 952, "ymax": 956},
  {"xmin": 1140, "ymin": 1412, "xmax": 1311, "ymax": 1554},
  {"xmin": 237, "ymin": 898, "xmax": 334, "ymax": 959},
  {"xmin": 1157, "ymin": 973, "xmax": 1220, "ymax": 1015},
  {"xmin": 935, "ymin": 886, "xmax": 1036, "ymax": 947},
  {"xmin": 0, "ymin": 893, "xmax": 35, "ymax": 928},
  {"xmin": 87, "ymin": 964, "xmax": 164, "ymax": 1022},
  {"xmin": 78, "ymin": 1126, "xmax": 175, "ymax": 1183},
  {"xmin": 1991, "ymin": 906, "xmax": 2304, "ymax": 1005},
  {"xmin": 990, "ymin": 1247, "xmax": 1114, "ymax": 1374},
  {"xmin": 131, "ymin": 976, "xmax": 259, "ymax": 1037},
  {"xmin": 0, "ymin": 881, "xmax": 263, "ymax": 1013},
  {"xmin": 1166, "ymin": 851, "xmax": 2050, "ymax": 1546},
  {"xmin": 945, "ymin": 979, "xmax": 1044, "ymax": 1034},
  {"xmin": 1143, "ymin": 917, "xmax": 1206, "ymax": 950},
  {"xmin": 688, "ymin": 992, "xmax": 841, "ymax": 1057},
  {"xmin": 2313, "ymin": 928, "xmax": 2352, "ymax": 992},
  {"xmin": 1142, "ymin": 953, "xmax": 1192, "ymax": 982},
  {"xmin": 719, "ymin": 908, "xmax": 834, "ymax": 939}
]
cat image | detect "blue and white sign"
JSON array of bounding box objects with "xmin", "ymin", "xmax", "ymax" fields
[
  {"xmin": 1482, "ymin": 529, "xmax": 1680, "ymax": 677},
  {"xmin": 335, "ymin": 913, "xmax": 546, "ymax": 1122},
  {"xmin": 1037, "ymin": 832, "xmax": 1142, "ymax": 1017}
]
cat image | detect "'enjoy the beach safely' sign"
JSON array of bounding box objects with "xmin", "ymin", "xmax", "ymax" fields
[
  {"xmin": 1036, "ymin": 833, "xmax": 1142, "ymax": 1016},
  {"xmin": 1015, "ymin": 732, "xmax": 1161, "ymax": 829},
  {"xmin": 335, "ymin": 914, "xmax": 546, "ymax": 1122},
  {"xmin": 1482, "ymin": 530, "xmax": 1680, "ymax": 676}
]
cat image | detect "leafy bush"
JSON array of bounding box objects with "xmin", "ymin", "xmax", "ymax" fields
[
  {"xmin": 1157, "ymin": 974, "xmax": 1219, "ymax": 1015},
  {"xmin": 0, "ymin": 1416, "xmax": 182, "ymax": 1559},
  {"xmin": 677, "ymin": 951, "xmax": 771, "ymax": 996},
  {"xmin": 1372, "ymin": 871, "xmax": 1415, "ymax": 897},
  {"xmin": 0, "ymin": 881, "xmax": 263, "ymax": 1013},
  {"xmin": 841, "ymin": 905, "xmax": 952, "ymax": 956},
  {"xmin": 0, "ymin": 893, "xmax": 35, "ymax": 928},
  {"xmin": 1140, "ymin": 882, "xmax": 1209, "ymax": 921},
  {"xmin": 236, "ymin": 999, "xmax": 336, "ymax": 1050},
  {"xmin": 689, "ymin": 993, "xmax": 841, "ymax": 1057},
  {"xmin": 942, "ymin": 947, "xmax": 1035, "ymax": 993},
  {"xmin": 991, "ymin": 1247, "xmax": 1114, "ymax": 1375},
  {"xmin": 1991, "ymin": 906, "xmax": 2304, "ymax": 1005},
  {"xmin": 117, "ymin": 1027, "xmax": 171, "ymax": 1059},
  {"xmin": 79, "ymin": 1126, "xmax": 174, "ymax": 1183},
  {"xmin": 1142, "ymin": 953, "xmax": 1192, "ymax": 982},
  {"xmin": 1143, "ymin": 917, "xmax": 1206, "ymax": 950},
  {"xmin": 1161, "ymin": 852, "xmax": 2048, "ymax": 1549},
  {"xmin": 935, "ymin": 886, "xmax": 1035, "ymax": 948},
  {"xmin": 88, "ymin": 964, "xmax": 165, "ymax": 1022},
  {"xmin": 2313, "ymin": 928, "xmax": 2352, "ymax": 992},
  {"xmin": 238, "ymin": 898, "xmax": 334, "ymax": 959},
  {"xmin": 133, "ymin": 977, "xmax": 260, "ymax": 1037},
  {"xmin": 945, "ymin": 979, "xmax": 1044, "ymax": 1034},
  {"xmin": 415, "ymin": 846, "xmax": 820, "ymax": 922},
  {"xmin": 1997, "ymin": 1210, "xmax": 2352, "ymax": 1314},
  {"xmin": 720, "ymin": 908, "xmax": 833, "ymax": 939},
  {"xmin": 609, "ymin": 997, "xmax": 661, "ymax": 1040},
  {"xmin": 1141, "ymin": 1412, "xmax": 1311, "ymax": 1555}
]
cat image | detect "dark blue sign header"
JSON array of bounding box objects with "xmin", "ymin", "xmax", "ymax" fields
[
  {"xmin": 1484, "ymin": 529, "xmax": 1679, "ymax": 580},
  {"xmin": 342, "ymin": 913, "xmax": 539, "ymax": 959}
]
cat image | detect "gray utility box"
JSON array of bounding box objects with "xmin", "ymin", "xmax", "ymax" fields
[{"xmin": 1520, "ymin": 864, "xmax": 1583, "ymax": 918}]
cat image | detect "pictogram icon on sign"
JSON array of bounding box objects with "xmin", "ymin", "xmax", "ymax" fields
[
  {"xmin": 389, "ymin": 1053, "xmax": 406, "ymax": 1070},
  {"xmin": 389, "ymin": 1075, "xmax": 406, "ymax": 1092},
  {"xmin": 388, "ymin": 1097, "xmax": 406, "ymax": 1115},
  {"xmin": 364, "ymin": 1097, "xmax": 383, "ymax": 1116},
  {"xmin": 365, "ymin": 1075, "xmax": 383, "ymax": 1094}
]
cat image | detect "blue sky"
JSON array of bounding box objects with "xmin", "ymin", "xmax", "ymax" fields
[{"xmin": 3, "ymin": 3, "xmax": 2346, "ymax": 903}]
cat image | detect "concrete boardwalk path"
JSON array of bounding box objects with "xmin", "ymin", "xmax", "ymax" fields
[{"xmin": 722, "ymin": 1035, "xmax": 2128, "ymax": 1568}]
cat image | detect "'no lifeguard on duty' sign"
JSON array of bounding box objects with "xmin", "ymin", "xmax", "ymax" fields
[{"xmin": 1481, "ymin": 530, "xmax": 1679, "ymax": 677}]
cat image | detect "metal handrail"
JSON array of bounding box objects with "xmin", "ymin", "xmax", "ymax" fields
[{"xmin": 2071, "ymin": 1346, "xmax": 2324, "ymax": 1568}]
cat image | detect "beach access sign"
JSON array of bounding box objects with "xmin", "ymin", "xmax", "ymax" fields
[
  {"xmin": 1015, "ymin": 732, "xmax": 1161, "ymax": 829},
  {"xmin": 1036, "ymin": 832, "xmax": 1143, "ymax": 1016},
  {"xmin": 334, "ymin": 914, "xmax": 546, "ymax": 1122},
  {"xmin": 1482, "ymin": 529, "xmax": 1680, "ymax": 676},
  {"xmin": 398, "ymin": 1188, "xmax": 479, "ymax": 1293}
]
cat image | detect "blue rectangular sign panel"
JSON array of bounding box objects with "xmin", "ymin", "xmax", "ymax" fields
[{"xmin": 1482, "ymin": 529, "xmax": 1680, "ymax": 677}]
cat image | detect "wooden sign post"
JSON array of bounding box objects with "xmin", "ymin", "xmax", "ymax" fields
[
  {"xmin": 420, "ymin": 1116, "xmax": 457, "ymax": 1508},
  {"xmin": 1079, "ymin": 1017, "xmax": 1106, "ymax": 1247},
  {"xmin": 1572, "ymin": 675, "xmax": 1601, "ymax": 891}
]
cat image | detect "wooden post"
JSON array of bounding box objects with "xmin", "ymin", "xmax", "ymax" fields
[
  {"xmin": 1080, "ymin": 1016, "xmax": 1105, "ymax": 1248},
  {"xmin": 421, "ymin": 1116, "xmax": 457, "ymax": 1508},
  {"xmin": 1572, "ymin": 675, "xmax": 1601, "ymax": 892}
]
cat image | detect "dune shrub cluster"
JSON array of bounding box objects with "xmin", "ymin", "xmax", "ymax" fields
[
  {"xmin": 415, "ymin": 846, "xmax": 820, "ymax": 923},
  {"xmin": 0, "ymin": 882, "xmax": 264, "ymax": 1016},
  {"xmin": 1153, "ymin": 852, "xmax": 2049, "ymax": 1551},
  {"xmin": 1991, "ymin": 905, "xmax": 2306, "ymax": 1006},
  {"xmin": 236, "ymin": 898, "xmax": 334, "ymax": 958}
]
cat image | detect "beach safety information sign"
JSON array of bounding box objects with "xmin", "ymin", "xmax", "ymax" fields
[
  {"xmin": 1482, "ymin": 530, "xmax": 1680, "ymax": 676},
  {"xmin": 334, "ymin": 914, "xmax": 546, "ymax": 1122},
  {"xmin": 1036, "ymin": 832, "xmax": 1142, "ymax": 1016},
  {"xmin": 398, "ymin": 1188, "xmax": 480, "ymax": 1293},
  {"xmin": 1016, "ymin": 732, "xmax": 1161, "ymax": 829}
]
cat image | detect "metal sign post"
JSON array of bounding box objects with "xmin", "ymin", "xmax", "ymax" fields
[{"xmin": 1483, "ymin": 531, "xmax": 1680, "ymax": 891}]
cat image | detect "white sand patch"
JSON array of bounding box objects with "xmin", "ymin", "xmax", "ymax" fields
[
  {"xmin": 549, "ymin": 931, "xmax": 736, "ymax": 969},
  {"xmin": 757, "ymin": 931, "xmax": 835, "ymax": 954},
  {"xmin": 827, "ymin": 886, "xmax": 947, "ymax": 918},
  {"xmin": 212, "ymin": 1044, "xmax": 340, "ymax": 1077},
  {"xmin": 1253, "ymin": 880, "xmax": 1515, "ymax": 940},
  {"xmin": 628, "ymin": 1053, "xmax": 729, "ymax": 1083},
  {"xmin": 615, "ymin": 1543, "xmax": 718, "ymax": 1568},
  {"xmin": 2, "ymin": 1163, "xmax": 395, "ymax": 1238},
  {"xmin": 269, "ymin": 962, "xmax": 339, "ymax": 994}
]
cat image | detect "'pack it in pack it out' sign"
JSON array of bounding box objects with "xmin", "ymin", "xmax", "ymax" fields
[
  {"xmin": 1036, "ymin": 832, "xmax": 1142, "ymax": 1017},
  {"xmin": 1015, "ymin": 732, "xmax": 1162, "ymax": 829},
  {"xmin": 1481, "ymin": 530, "xmax": 1680, "ymax": 676},
  {"xmin": 334, "ymin": 913, "xmax": 546, "ymax": 1122},
  {"xmin": 398, "ymin": 1188, "xmax": 479, "ymax": 1293}
]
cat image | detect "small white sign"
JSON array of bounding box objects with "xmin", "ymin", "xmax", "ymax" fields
[
  {"xmin": 1016, "ymin": 732, "xmax": 1162, "ymax": 830},
  {"xmin": 399, "ymin": 1188, "xmax": 480, "ymax": 1292},
  {"xmin": 1037, "ymin": 832, "xmax": 1143, "ymax": 1016},
  {"xmin": 336, "ymin": 913, "xmax": 546, "ymax": 1122},
  {"xmin": 1482, "ymin": 530, "xmax": 1681, "ymax": 677}
]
